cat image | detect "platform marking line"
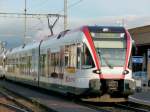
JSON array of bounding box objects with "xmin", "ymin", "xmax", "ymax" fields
[{"xmin": 129, "ymin": 96, "xmax": 150, "ymax": 106}]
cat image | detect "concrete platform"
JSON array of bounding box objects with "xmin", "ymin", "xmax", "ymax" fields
[
  {"xmin": 129, "ymin": 87, "xmax": 150, "ymax": 106},
  {"xmin": 0, "ymin": 80, "xmax": 100, "ymax": 112}
]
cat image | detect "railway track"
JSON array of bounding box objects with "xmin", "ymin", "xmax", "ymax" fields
[
  {"xmin": 0, "ymin": 88, "xmax": 34, "ymax": 112},
  {"xmin": 0, "ymin": 86, "xmax": 48, "ymax": 112},
  {"xmin": 1, "ymin": 80, "xmax": 150, "ymax": 112},
  {"xmin": 78, "ymin": 101, "xmax": 150, "ymax": 112},
  {"xmin": 115, "ymin": 101, "xmax": 150, "ymax": 112},
  {"xmin": 0, "ymin": 102, "xmax": 29, "ymax": 112}
]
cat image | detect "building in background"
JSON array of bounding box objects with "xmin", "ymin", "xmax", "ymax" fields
[{"xmin": 129, "ymin": 25, "xmax": 150, "ymax": 86}]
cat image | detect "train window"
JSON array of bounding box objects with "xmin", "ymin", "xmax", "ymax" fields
[
  {"xmin": 24, "ymin": 56, "xmax": 27, "ymax": 75},
  {"xmin": 77, "ymin": 44, "xmax": 81, "ymax": 69},
  {"xmin": 50, "ymin": 52, "xmax": 59, "ymax": 78},
  {"xmin": 65, "ymin": 55, "xmax": 68, "ymax": 66},
  {"xmin": 40, "ymin": 54, "xmax": 46, "ymax": 77},
  {"xmin": 48, "ymin": 50, "xmax": 63, "ymax": 78},
  {"xmin": 21, "ymin": 57, "xmax": 24, "ymax": 75},
  {"xmin": 51, "ymin": 53, "xmax": 55, "ymax": 66},
  {"xmin": 60, "ymin": 48, "xmax": 64, "ymax": 67},
  {"xmin": 55, "ymin": 53, "xmax": 60, "ymax": 66},
  {"xmin": 64, "ymin": 44, "xmax": 76, "ymax": 68},
  {"xmin": 82, "ymin": 44, "xmax": 95, "ymax": 69},
  {"xmin": 31, "ymin": 49, "xmax": 38, "ymax": 76},
  {"xmin": 21, "ymin": 57, "xmax": 26, "ymax": 75},
  {"xmin": 47, "ymin": 49, "xmax": 51, "ymax": 77},
  {"xmin": 27, "ymin": 56, "xmax": 31, "ymax": 75},
  {"xmin": 24, "ymin": 57, "xmax": 27, "ymax": 75},
  {"xmin": 64, "ymin": 45, "xmax": 69, "ymax": 67},
  {"xmin": 51, "ymin": 53, "xmax": 55, "ymax": 78}
]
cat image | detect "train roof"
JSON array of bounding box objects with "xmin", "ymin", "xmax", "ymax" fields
[
  {"xmin": 5, "ymin": 25, "xmax": 126, "ymax": 56},
  {"xmin": 23, "ymin": 41, "xmax": 40, "ymax": 51},
  {"xmin": 6, "ymin": 41, "xmax": 41, "ymax": 56},
  {"xmin": 5, "ymin": 47, "xmax": 21, "ymax": 56},
  {"xmin": 40, "ymin": 28, "xmax": 84, "ymax": 50}
]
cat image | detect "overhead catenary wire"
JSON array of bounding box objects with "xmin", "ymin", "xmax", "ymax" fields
[
  {"xmin": 68, "ymin": 0, "xmax": 84, "ymax": 9},
  {"xmin": 0, "ymin": 12, "xmax": 64, "ymax": 18},
  {"xmin": 0, "ymin": 1, "xmax": 75, "ymax": 38}
]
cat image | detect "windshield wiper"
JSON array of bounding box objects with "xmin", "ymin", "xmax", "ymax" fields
[
  {"xmin": 98, "ymin": 51, "xmax": 114, "ymax": 69},
  {"xmin": 103, "ymin": 57, "xmax": 113, "ymax": 69}
]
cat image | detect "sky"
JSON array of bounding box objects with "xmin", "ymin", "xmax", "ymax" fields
[{"xmin": 0, "ymin": 0, "xmax": 150, "ymax": 48}]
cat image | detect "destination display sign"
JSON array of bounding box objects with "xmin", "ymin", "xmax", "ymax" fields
[{"xmin": 91, "ymin": 32, "xmax": 125, "ymax": 39}]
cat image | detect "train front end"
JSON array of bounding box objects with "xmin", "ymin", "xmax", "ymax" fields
[{"xmin": 82, "ymin": 26, "xmax": 135, "ymax": 101}]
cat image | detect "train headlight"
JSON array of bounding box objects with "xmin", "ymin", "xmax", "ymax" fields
[
  {"xmin": 93, "ymin": 69, "xmax": 101, "ymax": 74},
  {"xmin": 123, "ymin": 70, "xmax": 129, "ymax": 75}
]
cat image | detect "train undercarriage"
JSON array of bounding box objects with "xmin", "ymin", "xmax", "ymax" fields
[
  {"xmin": 81, "ymin": 79, "xmax": 135, "ymax": 102},
  {"xmin": 4, "ymin": 75, "xmax": 135, "ymax": 102}
]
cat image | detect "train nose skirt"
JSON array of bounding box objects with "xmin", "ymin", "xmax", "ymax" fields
[{"xmin": 107, "ymin": 80, "xmax": 118, "ymax": 91}]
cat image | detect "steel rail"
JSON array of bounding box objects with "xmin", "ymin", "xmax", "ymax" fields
[
  {"xmin": 78, "ymin": 100, "xmax": 150, "ymax": 112},
  {"xmin": 0, "ymin": 89, "xmax": 34, "ymax": 112},
  {"xmin": 115, "ymin": 102, "xmax": 150, "ymax": 112},
  {"xmin": 0, "ymin": 102, "xmax": 29, "ymax": 112}
]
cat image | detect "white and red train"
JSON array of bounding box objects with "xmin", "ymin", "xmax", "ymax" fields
[{"xmin": 0, "ymin": 26, "xmax": 135, "ymax": 102}]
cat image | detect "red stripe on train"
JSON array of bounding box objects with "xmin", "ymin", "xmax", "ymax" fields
[
  {"xmin": 122, "ymin": 30, "xmax": 132, "ymax": 79},
  {"xmin": 82, "ymin": 27, "xmax": 101, "ymax": 79}
]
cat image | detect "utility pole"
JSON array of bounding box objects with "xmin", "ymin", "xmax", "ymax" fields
[
  {"xmin": 24, "ymin": 0, "xmax": 27, "ymax": 44},
  {"xmin": 64, "ymin": 0, "xmax": 67, "ymax": 30}
]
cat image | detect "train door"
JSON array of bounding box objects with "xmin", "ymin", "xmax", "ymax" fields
[
  {"xmin": 46, "ymin": 48, "xmax": 63, "ymax": 87},
  {"xmin": 63, "ymin": 43, "xmax": 82, "ymax": 87},
  {"xmin": 51, "ymin": 47, "xmax": 65, "ymax": 80}
]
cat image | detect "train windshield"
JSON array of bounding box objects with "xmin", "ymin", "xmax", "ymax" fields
[{"xmin": 90, "ymin": 31, "xmax": 126, "ymax": 67}]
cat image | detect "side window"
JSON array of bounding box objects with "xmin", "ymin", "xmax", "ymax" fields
[
  {"xmin": 27, "ymin": 56, "xmax": 31, "ymax": 75},
  {"xmin": 31, "ymin": 49, "xmax": 37, "ymax": 76},
  {"xmin": 51, "ymin": 53, "xmax": 56, "ymax": 67},
  {"xmin": 64, "ymin": 45, "xmax": 69, "ymax": 67},
  {"xmin": 77, "ymin": 44, "xmax": 81, "ymax": 69},
  {"xmin": 63, "ymin": 43, "xmax": 82, "ymax": 69},
  {"xmin": 50, "ymin": 52, "xmax": 59, "ymax": 78},
  {"xmin": 47, "ymin": 49, "xmax": 51, "ymax": 77},
  {"xmin": 21, "ymin": 57, "xmax": 26, "ymax": 75},
  {"xmin": 48, "ymin": 50, "xmax": 65, "ymax": 79},
  {"xmin": 82, "ymin": 43, "xmax": 95, "ymax": 68},
  {"xmin": 40, "ymin": 54, "xmax": 46, "ymax": 76},
  {"xmin": 64, "ymin": 44, "xmax": 76, "ymax": 68},
  {"xmin": 65, "ymin": 55, "xmax": 68, "ymax": 67}
]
